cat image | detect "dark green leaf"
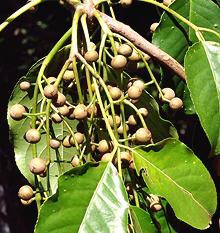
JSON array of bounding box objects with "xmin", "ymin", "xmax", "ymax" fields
[
  {"xmin": 185, "ymin": 41, "xmax": 220, "ymax": 154},
  {"xmin": 35, "ymin": 162, "xmax": 129, "ymax": 233},
  {"xmin": 133, "ymin": 138, "xmax": 217, "ymax": 229}
]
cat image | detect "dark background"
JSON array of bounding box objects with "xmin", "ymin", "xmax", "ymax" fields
[{"xmin": 0, "ymin": 1, "xmax": 219, "ymax": 232}]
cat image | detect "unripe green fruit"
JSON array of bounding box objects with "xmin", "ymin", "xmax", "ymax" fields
[
  {"xmin": 135, "ymin": 128, "xmax": 151, "ymax": 143},
  {"xmin": 25, "ymin": 129, "xmax": 41, "ymax": 143},
  {"xmin": 150, "ymin": 23, "xmax": 159, "ymax": 33},
  {"xmin": 128, "ymin": 50, "xmax": 141, "ymax": 61},
  {"xmin": 98, "ymin": 140, "xmax": 112, "ymax": 153},
  {"xmin": 139, "ymin": 107, "xmax": 148, "ymax": 117},
  {"xmin": 58, "ymin": 105, "xmax": 70, "ymax": 116},
  {"xmin": 63, "ymin": 70, "xmax": 74, "ymax": 81},
  {"xmin": 43, "ymin": 85, "xmax": 58, "ymax": 99},
  {"xmin": 117, "ymin": 123, "xmax": 129, "ymax": 134},
  {"xmin": 117, "ymin": 44, "xmax": 132, "ymax": 57},
  {"xmin": 161, "ymin": 87, "xmax": 175, "ymax": 100},
  {"xmin": 62, "ymin": 135, "xmax": 72, "ymax": 148},
  {"xmin": 101, "ymin": 153, "xmax": 112, "ymax": 162},
  {"xmin": 71, "ymin": 155, "xmax": 80, "ymax": 167},
  {"xmin": 49, "ymin": 138, "xmax": 61, "ymax": 149},
  {"xmin": 108, "ymin": 115, "xmax": 121, "ymax": 128},
  {"xmin": 18, "ymin": 185, "xmax": 34, "ymax": 201},
  {"xmin": 84, "ymin": 50, "xmax": 99, "ymax": 62},
  {"xmin": 19, "ymin": 81, "xmax": 31, "ymax": 91},
  {"xmin": 111, "ymin": 55, "xmax": 127, "ymax": 70},
  {"xmin": 109, "ymin": 86, "xmax": 122, "ymax": 100},
  {"xmin": 128, "ymin": 86, "xmax": 142, "ymax": 100},
  {"xmin": 47, "ymin": 76, "xmax": 57, "ymax": 84},
  {"xmin": 29, "ymin": 158, "xmax": 46, "ymax": 175},
  {"xmin": 169, "ymin": 97, "xmax": 183, "ymax": 110},
  {"xmin": 128, "ymin": 114, "xmax": 138, "ymax": 126},
  {"xmin": 120, "ymin": 0, "xmax": 133, "ymax": 7},
  {"xmin": 70, "ymin": 132, "xmax": 85, "ymax": 146},
  {"xmin": 73, "ymin": 104, "xmax": 87, "ymax": 120},
  {"xmin": 51, "ymin": 113, "xmax": 62, "ymax": 123},
  {"xmin": 53, "ymin": 92, "xmax": 66, "ymax": 107},
  {"xmin": 133, "ymin": 79, "xmax": 145, "ymax": 91},
  {"xmin": 10, "ymin": 104, "xmax": 26, "ymax": 120}
]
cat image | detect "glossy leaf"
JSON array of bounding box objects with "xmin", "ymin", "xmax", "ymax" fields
[
  {"xmin": 7, "ymin": 49, "xmax": 76, "ymax": 193},
  {"xmin": 185, "ymin": 41, "xmax": 220, "ymax": 154},
  {"xmin": 129, "ymin": 206, "xmax": 157, "ymax": 233},
  {"xmin": 133, "ymin": 138, "xmax": 217, "ymax": 229},
  {"xmin": 35, "ymin": 162, "xmax": 129, "ymax": 233}
]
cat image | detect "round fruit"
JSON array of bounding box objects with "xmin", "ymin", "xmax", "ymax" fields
[
  {"xmin": 101, "ymin": 153, "xmax": 113, "ymax": 162},
  {"xmin": 128, "ymin": 114, "xmax": 138, "ymax": 126},
  {"xmin": 70, "ymin": 132, "xmax": 85, "ymax": 146},
  {"xmin": 163, "ymin": 0, "xmax": 174, "ymax": 6},
  {"xmin": 19, "ymin": 81, "xmax": 31, "ymax": 91},
  {"xmin": 51, "ymin": 113, "xmax": 62, "ymax": 123},
  {"xmin": 135, "ymin": 128, "xmax": 151, "ymax": 143},
  {"xmin": 139, "ymin": 108, "xmax": 148, "ymax": 117},
  {"xmin": 128, "ymin": 50, "xmax": 141, "ymax": 61},
  {"xmin": 87, "ymin": 105, "xmax": 98, "ymax": 117},
  {"xmin": 109, "ymin": 86, "xmax": 122, "ymax": 100},
  {"xmin": 20, "ymin": 198, "xmax": 33, "ymax": 205},
  {"xmin": 161, "ymin": 87, "xmax": 175, "ymax": 100},
  {"xmin": 63, "ymin": 70, "xmax": 74, "ymax": 81},
  {"xmin": 25, "ymin": 129, "xmax": 41, "ymax": 143},
  {"xmin": 169, "ymin": 97, "xmax": 183, "ymax": 110},
  {"xmin": 117, "ymin": 44, "xmax": 132, "ymax": 57},
  {"xmin": 43, "ymin": 84, "xmax": 58, "ymax": 99},
  {"xmin": 18, "ymin": 185, "xmax": 34, "ymax": 200},
  {"xmin": 146, "ymin": 194, "xmax": 160, "ymax": 203},
  {"xmin": 98, "ymin": 140, "xmax": 112, "ymax": 153},
  {"xmin": 150, "ymin": 201, "xmax": 162, "ymax": 212},
  {"xmin": 133, "ymin": 79, "xmax": 145, "ymax": 91},
  {"xmin": 58, "ymin": 105, "xmax": 70, "ymax": 116},
  {"xmin": 53, "ymin": 92, "xmax": 66, "ymax": 107},
  {"xmin": 29, "ymin": 158, "xmax": 46, "ymax": 175},
  {"xmin": 84, "ymin": 50, "xmax": 99, "ymax": 62},
  {"xmin": 117, "ymin": 123, "xmax": 129, "ymax": 134},
  {"xmin": 108, "ymin": 115, "xmax": 121, "ymax": 128},
  {"xmin": 128, "ymin": 86, "xmax": 142, "ymax": 100},
  {"xmin": 71, "ymin": 155, "xmax": 80, "ymax": 167},
  {"xmin": 120, "ymin": 151, "xmax": 132, "ymax": 166},
  {"xmin": 150, "ymin": 23, "xmax": 159, "ymax": 33},
  {"xmin": 10, "ymin": 104, "xmax": 26, "ymax": 120},
  {"xmin": 111, "ymin": 55, "xmax": 127, "ymax": 70},
  {"xmin": 73, "ymin": 104, "xmax": 87, "ymax": 120},
  {"xmin": 129, "ymin": 160, "xmax": 135, "ymax": 170},
  {"xmin": 120, "ymin": 0, "xmax": 133, "ymax": 7},
  {"xmin": 62, "ymin": 135, "xmax": 72, "ymax": 148},
  {"xmin": 49, "ymin": 138, "xmax": 61, "ymax": 149},
  {"xmin": 47, "ymin": 76, "xmax": 57, "ymax": 84}
]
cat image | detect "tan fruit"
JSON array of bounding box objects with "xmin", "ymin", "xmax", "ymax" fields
[
  {"xmin": 49, "ymin": 138, "xmax": 61, "ymax": 149},
  {"xmin": 101, "ymin": 153, "xmax": 113, "ymax": 162},
  {"xmin": 169, "ymin": 97, "xmax": 183, "ymax": 110},
  {"xmin": 111, "ymin": 55, "xmax": 127, "ymax": 70},
  {"xmin": 51, "ymin": 113, "xmax": 62, "ymax": 123},
  {"xmin": 73, "ymin": 104, "xmax": 87, "ymax": 120},
  {"xmin": 84, "ymin": 50, "xmax": 99, "ymax": 62},
  {"xmin": 128, "ymin": 114, "xmax": 138, "ymax": 126},
  {"xmin": 53, "ymin": 92, "xmax": 66, "ymax": 107},
  {"xmin": 133, "ymin": 79, "xmax": 145, "ymax": 91},
  {"xmin": 10, "ymin": 104, "xmax": 26, "ymax": 120},
  {"xmin": 128, "ymin": 86, "xmax": 142, "ymax": 100},
  {"xmin": 20, "ymin": 198, "xmax": 33, "ymax": 205},
  {"xmin": 143, "ymin": 52, "xmax": 151, "ymax": 61},
  {"xmin": 87, "ymin": 105, "xmax": 98, "ymax": 117},
  {"xmin": 117, "ymin": 123, "xmax": 129, "ymax": 135},
  {"xmin": 146, "ymin": 194, "xmax": 160, "ymax": 203},
  {"xmin": 98, "ymin": 140, "xmax": 112, "ymax": 153},
  {"xmin": 18, "ymin": 185, "xmax": 34, "ymax": 200},
  {"xmin": 120, "ymin": 151, "xmax": 132, "ymax": 167},
  {"xmin": 19, "ymin": 81, "xmax": 31, "ymax": 91},
  {"xmin": 135, "ymin": 128, "xmax": 151, "ymax": 143},
  {"xmin": 120, "ymin": 0, "xmax": 133, "ymax": 7},
  {"xmin": 161, "ymin": 88, "xmax": 175, "ymax": 100},
  {"xmin": 62, "ymin": 135, "xmax": 72, "ymax": 148},
  {"xmin": 25, "ymin": 129, "xmax": 41, "ymax": 143},
  {"xmin": 58, "ymin": 105, "xmax": 70, "ymax": 116},
  {"xmin": 129, "ymin": 160, "xmax": 135, "ymax": 170},
  {"xmin": 29, "ymin": 158, "xmax": 46, "ymax": 175},
  {"xmin": 150, "ymin": 23, "xmax": 159, "ymax": 33},
  {"xmin": 117, "ymin": 44, "xmax": 132, "ymax": 57},
  {"xmin": 128, "ymin": 50, "xmax": 141, "ymax": 62},
  {"xmin": 163, "ymin": 0, "xmax": 174, "ymax": 6},
  {"xmin": 150, "ymin": 201, "xmax": 162, "ymax": 212},
  {"xmin": 109, "ymin": 86, "xmax": 122, "ymax": 100},
  {"xmin": 108, "ymin": 115, "xmax": 121, "ymax": 128},
  {"xmin": 139, "ymin": 108, "xmax": 148, "ymax": 117},
  {"xmin": 70, "ymin": 132, "xmax": 85, "ymax": 146},
  {"xmin": 47, "ymin": 76, "xmax": 57, "ymax": 84},
  {"xmin": 43, "ymin": 85, "xmax": 58, "ymax": 99},
  {"xmin": 63, "ymin": 70, "xmax": 74, "ymax": 81},
  {"xmin": 71, "ymin": 155, "xmax": 80, "ymax": 167}
]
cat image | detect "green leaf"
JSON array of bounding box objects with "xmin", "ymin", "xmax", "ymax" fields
[
  {"xmin": 185, "ymin": 41, "xmax": 220, "ymax": 155},
  {"xmin": 7, "ymin": 48, "xmax": 76, "ymax": 194},
  {"xmin": 35, "ymin": 162, "xmax": 129, "ymax": 233},
  {"xmin": 133, "ymin": 138, "xmax": 217, "ymax": 229},
  {"xmin": 129, "ymin": 206, "xmax": 157, "ymax": 233},
  {"xmin": 153, "ymin": 0, "xmax": 220, "ymax": 63}
]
